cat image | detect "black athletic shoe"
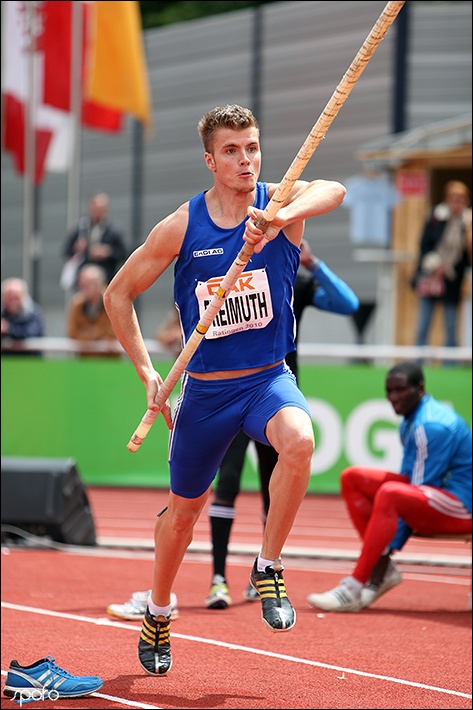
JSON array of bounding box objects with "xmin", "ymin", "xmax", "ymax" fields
[
  {"xmin": 138, "ymin": 607, "xmax": 172, "ymax": 676},
  {"xmin": 249, "ymin": 557, "xmax": 296, "ymax": 632}
]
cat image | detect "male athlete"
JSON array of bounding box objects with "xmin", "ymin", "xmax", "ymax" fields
[{"xmin": 104, "ymin": 104, "xmax": 346, "ymax": 674}]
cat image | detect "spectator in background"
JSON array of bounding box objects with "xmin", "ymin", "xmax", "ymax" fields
[
  {"xmin": 1, "ymin": 277, "xmax": 44, "ymax": 354},
  {"xmin": 61, "ymin": 192, "xmax": 128, "ymax": 290},
  {"xmin": 412, "ymin": 180, "xmax": 472, "ymax": 349},
  {"xmin": 67, "ymin": 264, "xmax": 119, "ymax": 356}
]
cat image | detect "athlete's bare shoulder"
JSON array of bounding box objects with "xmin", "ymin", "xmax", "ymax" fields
[
  {"xmin": 146, "ymin": 201, "xmax": 190, "ymax": 259},
  {"xmin": 160, "ymin": 200, "xmax": 190, "ymax": 235}
]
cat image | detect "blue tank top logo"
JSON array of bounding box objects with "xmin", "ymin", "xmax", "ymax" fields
[{"xmin": 193, "ymin": 248, "xmax": 224, "ymax": 258}]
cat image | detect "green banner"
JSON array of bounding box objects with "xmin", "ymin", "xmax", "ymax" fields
[{"xmin": 1, "ymin": 357, "xmax": 471, "ymax": 493}]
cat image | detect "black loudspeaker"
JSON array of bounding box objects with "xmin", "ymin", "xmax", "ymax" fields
[{"xmin": 1, "ymin": 457, "xmax": 96, "ymax": 545}]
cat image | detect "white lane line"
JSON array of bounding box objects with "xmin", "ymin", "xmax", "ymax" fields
[
  {"xmin": 1, "ymin": 602, "xmax": 471, "ymax": 700},
  {"xmin": 0, "ymin": 671, "xmax": 162, "ymax": 709},
  {"xmin": 93, "ymin": 692, "xmax": 163, "ymax": 709}
]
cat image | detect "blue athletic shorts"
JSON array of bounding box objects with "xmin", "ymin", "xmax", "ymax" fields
[{"xmin": 168, "ymin": 361, "xmax": 311, "ymax": 498}]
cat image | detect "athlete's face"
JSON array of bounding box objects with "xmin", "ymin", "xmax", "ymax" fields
[
  {"xmin": 385, "ymin": 372, "xmax": 424, "ymax": 417},
  {"xmin": 204, "ymin": 127, "xmax": 261, "ymax": 192}
]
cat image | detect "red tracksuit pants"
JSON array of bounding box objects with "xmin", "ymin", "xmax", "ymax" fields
[{"xmin": 340, "ymin": 466, "xmax": 472, "ymax": 584}]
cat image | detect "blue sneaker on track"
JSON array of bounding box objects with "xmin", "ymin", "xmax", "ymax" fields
[{"xmin": 3, "ymin": 656, "xmax": 103, "ymax": 701}]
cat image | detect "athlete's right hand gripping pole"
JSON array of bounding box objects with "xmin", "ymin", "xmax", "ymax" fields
[{"xmin": 127, "ymin": 0, "xmax": 406, "ymax": 452}]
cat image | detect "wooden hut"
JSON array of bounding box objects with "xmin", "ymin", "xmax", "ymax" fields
[{"xmin": 356, "ymin": 114, "xmax": 472, "ymax": 347}]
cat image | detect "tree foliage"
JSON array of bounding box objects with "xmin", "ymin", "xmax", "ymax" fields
[{"xmin": 138, "ymin": 1, "xmax": 278, "ymax": 30}]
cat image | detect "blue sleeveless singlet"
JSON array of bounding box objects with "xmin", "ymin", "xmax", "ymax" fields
[{"xmin": 174, "ymin": 182, "xmax": 300, "ymax": 373}]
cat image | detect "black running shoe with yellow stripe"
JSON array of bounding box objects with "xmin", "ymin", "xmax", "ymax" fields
[
  {"xmin": 138, "ymin": 607, "xmax": 172, "ymax": 676},
  {"xmin": 249, "ymin": 557, "xmax": 296, "ymax": 632}
]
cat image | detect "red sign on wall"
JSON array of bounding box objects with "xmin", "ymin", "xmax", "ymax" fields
[{"xmin": 396, "ymin": 172, "xmax": 428, "ymax": 197}]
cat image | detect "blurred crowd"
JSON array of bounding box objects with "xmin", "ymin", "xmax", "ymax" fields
[{"xmin": 2, "ymin": 182, "xmax": 471, "ymax": 359}]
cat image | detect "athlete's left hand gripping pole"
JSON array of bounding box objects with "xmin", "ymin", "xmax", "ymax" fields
[{"xmin": 127, "ymin": 0, "xmax": 406, "ymax": 452}]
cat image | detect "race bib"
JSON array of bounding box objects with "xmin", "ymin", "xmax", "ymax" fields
[{"xmin": 195, "ymin": 268, "xmax": 274, "ymax": 339}]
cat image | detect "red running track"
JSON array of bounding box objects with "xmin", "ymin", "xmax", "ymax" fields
[
  {"xmin": 88, "ymin": 488, "xmax": 472, "ymax": 567},
  {"xmin": 1, "ymin": 488, "xmax": 471, "ymax": 709}
]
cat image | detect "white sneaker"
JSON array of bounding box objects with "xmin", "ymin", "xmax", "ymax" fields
[
  {"xmin": 307, "ymin": 577, "xmax": 363, "ymax": 613},
  {"xmin": 107, "ymin": 590, "xmax": 179, "ymax": 621},
  {"xmin": 205, "ymin": 575, "xmax": 232, "ymax": 609},
  {"xmin": 361, "ymin": 563, "xmax": 402, "ymax": 608}
]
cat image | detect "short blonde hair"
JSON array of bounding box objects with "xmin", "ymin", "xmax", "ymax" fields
[{"xmin": 197, "ymin": 105, "xmax": 259, "ymax": 153}]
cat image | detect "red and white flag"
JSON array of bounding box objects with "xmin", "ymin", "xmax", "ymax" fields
[
  {"xmin": 1, "ymin": 0, "xmax": 74, "ymax": 184},
  {"xmin": 41, "ymin": 1, "xmax": 123, "ymax": 132},
  {"xmin": 2, "ymin": 1, "xmax": 151, "ymax": 184}
]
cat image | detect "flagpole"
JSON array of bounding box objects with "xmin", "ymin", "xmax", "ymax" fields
[
  {"xmin": 64, "ymin": 0, "xmax": 83, "ymax": 307},
  {"xmin": 22, "ymin": 0, "xmax": 36, "ymax": 290},
  {"xmin": 67, "ymin": 0, "xmax": 82, "ymax": 231}
]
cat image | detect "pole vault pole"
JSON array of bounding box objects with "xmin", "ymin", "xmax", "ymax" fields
[{"xmin": 127, "ymin": 0, "xmax": 406, "ymax": 452}]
